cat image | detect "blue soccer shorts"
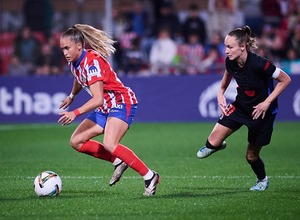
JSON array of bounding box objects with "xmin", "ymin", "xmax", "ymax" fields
[{"xmin": 87, "ymin": 104, "xmax": 137, "ymax": 129}]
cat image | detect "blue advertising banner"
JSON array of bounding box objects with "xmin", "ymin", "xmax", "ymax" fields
[{"xmin": 0, "ymin": 75, "xmax": 299, "ymax": 123}]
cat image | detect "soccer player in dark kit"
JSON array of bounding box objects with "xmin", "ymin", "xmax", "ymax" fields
[{"xmin": 197, "ymin": 25, "xmax": 291, "ymax": 191}]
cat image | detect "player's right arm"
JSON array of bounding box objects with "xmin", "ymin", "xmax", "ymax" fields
[
  {"xmin": 218, "ymin": 70, "xmax": 232, "ymax": 115},
  {"xmin": 59, "ymin": 79, "xmax": 82, "ymax": 110}
]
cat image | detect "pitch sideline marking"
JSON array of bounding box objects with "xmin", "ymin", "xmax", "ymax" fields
[{"xmin": 0, "ymin": 175, "xmax": 299, "ymax": 179}]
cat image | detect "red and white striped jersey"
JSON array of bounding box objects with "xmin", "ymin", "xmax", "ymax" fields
[{"xmin": 69, "ymin": 49, "xmax": 138, "ymax": 112}]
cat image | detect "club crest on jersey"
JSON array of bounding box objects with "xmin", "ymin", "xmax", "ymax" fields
[{"xmin": 87, "ymin": 65, "xmax": 101, "ymax": 81}]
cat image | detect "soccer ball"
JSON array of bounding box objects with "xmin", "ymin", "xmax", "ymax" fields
[{"xmin": 34, "ymin": 171, "xmax": 62, "ymax": 197}]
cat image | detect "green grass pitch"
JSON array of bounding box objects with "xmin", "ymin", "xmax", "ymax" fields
[{"xmin": 0, "ymin": 122, "xmax": 300, "ymax": 219}]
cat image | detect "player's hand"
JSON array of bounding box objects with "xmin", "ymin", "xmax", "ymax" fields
[
  {"xmin": 252, "ymin": 101, "xmax": 271, "ymax": 120},
  {"xmin": 59, "ymin": 96, "xmax": 73, "ymax": 109},
  {"xmin": 58, "ymin": 111, "xmax": 76, "ymax": 126}
]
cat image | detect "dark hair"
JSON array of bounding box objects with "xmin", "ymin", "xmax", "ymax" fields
[{"xmin": 228, "ymin": 25, "xmax": 257, "ymax": 51}]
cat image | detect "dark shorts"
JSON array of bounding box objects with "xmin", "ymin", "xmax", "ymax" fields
[
  {"xmin": 87, "ymin": 104, "xmax": 137, "ymax": 129},
  {"xmin": 218, "ymin": 105, "xmax": 276, "ymax": 146}
]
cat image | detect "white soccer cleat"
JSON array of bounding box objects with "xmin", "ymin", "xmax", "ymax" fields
[
  {"xmin": 109, "ymin": 161, "xmax": 128, "ymax": 186},
  {"xmin": 197, "ymin": 141, "xmax": 227, "ymax": 159},
  {"xmin": 250, "ymin": 176, "xmax": 269, "ymax": 191},
  {"xmin": 143, "ymin": 171, "xmax": 160, "ymax": 196}
]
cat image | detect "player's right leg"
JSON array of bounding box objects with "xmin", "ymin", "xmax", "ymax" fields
[
  {"xmin": 103, "ymin": 117, "xmax": 160, "ymax": 196},
  {"xmin": 197, "ymin": 123, "xmax": 233, "ymax": 159},
  {"xmin": 197, "ymin": 140, "xmax": 227, "ymax": 158}
]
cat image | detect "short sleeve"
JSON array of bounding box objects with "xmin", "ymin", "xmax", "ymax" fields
[{"xmin": 253, "ymin": 54, "xmax": 276, "ymax": 77}]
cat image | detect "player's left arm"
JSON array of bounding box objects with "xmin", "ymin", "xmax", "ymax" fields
[{"xmin": 252, "ymin": 68, "xmax": 291, "ymax": 120}]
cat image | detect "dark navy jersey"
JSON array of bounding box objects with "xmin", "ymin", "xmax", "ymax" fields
[{"xmin": 225, "ymin": 51, "xmax": 278, "ymax": 116}]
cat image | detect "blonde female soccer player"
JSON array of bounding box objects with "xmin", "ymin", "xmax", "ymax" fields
[{"xmin": 58, "ymin": 24, "xmax": 160, "ymax": 196}]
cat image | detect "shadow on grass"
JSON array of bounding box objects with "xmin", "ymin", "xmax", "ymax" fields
[
  {"xmin": 0, "ymin": 189, "xmax": 119, "ymax": 202},
  {"xmin": 138, "ymin": 186, "xmax": 246, "ymax": 200}
]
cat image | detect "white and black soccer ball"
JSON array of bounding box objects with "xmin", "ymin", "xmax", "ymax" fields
[{"xmin": 34, "ymin": 171, "xmax": 62, "ymax": 197}]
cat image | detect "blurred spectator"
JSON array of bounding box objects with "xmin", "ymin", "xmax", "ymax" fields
[
  {"xmin": 204, "ymin": 31, "xmax": 226, "ymax": 59},
  {"xmin": 285, "ymin": 23, "xmax": 300, "ymax": 58},
  {"xmin": 177, "ymin": 33, "xmax": 205, "ymax": 75},
  {"xmin": 0, "ymin": 57, "xmax": 3, "ymax": 75},
  {"xmin": 125, "ymin": 0, "xmax": 151, "ymax": 38},
  {"xmin": 23, "ymin": 0, "xmax": 53, "ymax": 39},
  {"xmin": 124, "ymin": 0, "xmax": 154, "ymax": 63},
  {"xmin": 255, "ymin": 45, "xmax": 273, "ymax": 59},
  {"xmin": 261, "ymin": 0, "xmax": 283, "ymax": 27},
  {"xmin": 181, "ymin": 3, "xmax": 207, "ymax": 44},
  {"xmin": 112, "ymin": 41, "xmax": 123, "ymax": 74},
  {"xmin": 110, "ymin": 8, "xmax": 130, "ymax": 40},
  {"xmin": 0, "ymin": 32, "xmax": 17, "ymax": 75},
  {"xmin": 2, "ymin": 0, "xmax": 298, "ymax": 76},
  {"xmin": 257, "ymin": 23, "xmax": 285, "ymax": 60},
  {"xmin": 287, "ymin": 3, "xmax": 300, "ymax": 32},
  {"xmin": 13, "ymin": 26, "xmax": 41, "ymax": 74},
  {"xmin": 240, "ymin": 0, "xmax": 264, "ymax": 35},
  {"xmin": 280, "ymin": 47, "xmax": 300, "ymax": 74},
  {"xmin": 115, "ymin": 31, "xmax": 138, "ymax": 73},
  {"xmin": 48, "ymin": 34, "xmax": 64, "ymax": 71},
  {"xmin": 7, "ymin": 55, "xmax": 30, "ymax": 76},
  {"xmin": 207, "ymin": 0, "xmax": 235, "ymax": 39},
  {"xmin": 35, "ymin": 37, "xmax": 63, "ymax": 76},
  {"xmin": 149, "ymin": 28, "xmax": 177, "ymax": 75},
  {"xmin": 121, "ymin": 37, "xmax": 148, "ymax": 76},
  {"xmin": 200, "ymin": 46, "xmax": 225, "ymax": 74},
  {"xmin": 154, "ymin": 1, "xmax": 181, "ymax": 41},
  {"xmin": 109, "ymin": 8, "xmax": 129, "ymax": 71}
]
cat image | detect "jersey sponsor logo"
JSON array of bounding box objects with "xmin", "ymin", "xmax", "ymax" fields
[
  {"xmin": 114, "ymin": 104, "xmax": 124, "ymax": 109},
  {"xmin": 87, "ymin": 65, "xmax": 101, "ymax": 80},
  {"xmin": 109, "ymin": 109, "xmax": 120, "ymax": 113},
  {"xmin": 88, "ymin": 65, "xmax": 98, "ymax": 74},
  {"xmin": 87, "ymin": 60, "xmax": 101, "ymax": 81},
  {"xmin": 198, "ymin": 80, "xmax": 238, "ymax": 118},
  {"xmin": 224, "ymin": 104, "xmax": 236, "ymax": 116},
  {"xmin": 245, "ymin": 90, "xmax": 255, "ymax": 97}
]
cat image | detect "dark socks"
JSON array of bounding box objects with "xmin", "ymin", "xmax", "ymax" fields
[
  {"xmin": 248, "ymin": 157, "xmax": 266, "ymax": 180},
  {"xmin": 206, "ymin": 140, "xmax": 225, "ymax": 150}
]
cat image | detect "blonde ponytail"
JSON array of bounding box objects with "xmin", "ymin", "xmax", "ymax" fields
[{"xmin": 73, "ymin": 24, "xmax": 116, "ymax": 57}]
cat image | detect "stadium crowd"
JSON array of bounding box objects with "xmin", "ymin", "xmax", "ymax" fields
[{"xmin": 1, "ymin": 0, "xmax": 300, "ymax": 76}]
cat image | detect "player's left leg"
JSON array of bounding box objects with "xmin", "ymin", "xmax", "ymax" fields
[
  {"xmin": 246, "ymin": 143, "xmax": 269, "ymax": 191},
  {"xmin": 247, "ymin": 113, "xmax": 276, "ymax": 191},
  {"xmin": 70, "ymin": 119, "xmax": 112, "ymax": 159}
]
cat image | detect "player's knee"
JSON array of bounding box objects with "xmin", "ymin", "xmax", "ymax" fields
[
  {"xmin": 246, "ymin": 154, "xmax": 259, "ymax": 163},
  {"xmin": 102, "ymin": 141, "xmax": 117, "ymax": 153},
  {"xmin": 69, "ymin": 137, "xmax": 81, "ymax": 150}
]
